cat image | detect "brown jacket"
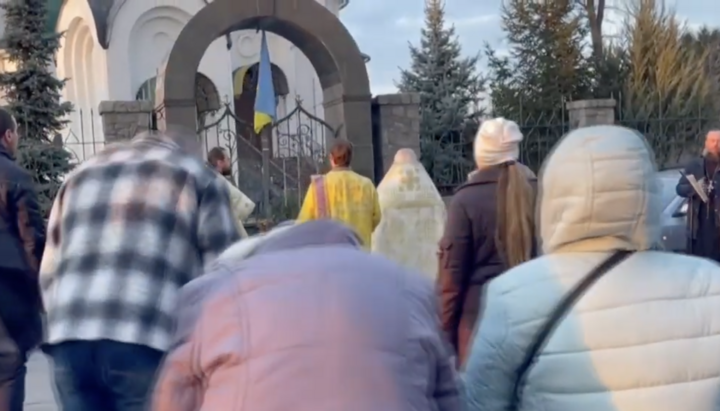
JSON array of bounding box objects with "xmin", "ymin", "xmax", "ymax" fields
[{"xmin": 438, "ymin": 162, "xmax": 536, "ymax": 365}]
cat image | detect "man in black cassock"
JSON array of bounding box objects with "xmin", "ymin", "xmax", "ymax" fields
[{"xmin": 677, "ymin": 130, "xmax": 720, "ymax": 260}]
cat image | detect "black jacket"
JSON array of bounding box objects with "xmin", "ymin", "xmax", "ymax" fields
[
  {"xmin": 676, "ymin": 155, "xmax": 720, "ymax": 255},
  {"xmin": 0, "ymin": 145, "xmax": 45, "ymax": 351}
]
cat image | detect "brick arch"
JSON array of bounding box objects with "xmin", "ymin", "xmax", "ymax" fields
[{"xmin": 155, "ymin": 0, "xmax": 375, "ymax": 178}]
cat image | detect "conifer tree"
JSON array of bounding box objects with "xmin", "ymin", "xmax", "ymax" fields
[
  {"xmin": 0, "ymin": 0, "xmax": 74, "ymax": 214},
  {"xmin": 487, "ymin": 0, "xmax": 590, "ymax": 116},
  {"xmin": 397, "ymin": 0, "xmax": 485, "ymax": 188},
  {"xmin": 485, "ymin": 0, "xmax": 590, "ymax": 169},
  {"xmin": 619, "ymin": 0, "xmax": 716, "ymax": 166}
]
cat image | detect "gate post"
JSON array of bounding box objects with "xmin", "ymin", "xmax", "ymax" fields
[
  {"xmin": 566, "ymin": 99, "xmax": 616, "ymax": 129},
  {"xmin": 98, "ymin": 101, "xmax": 154, "ymax": 143},
  {"xmin": 371, "ymin": 93, "xmax": 421, "ymax": 175}
]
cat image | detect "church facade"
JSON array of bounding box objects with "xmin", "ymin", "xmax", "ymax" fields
[{"xmin": 0, "ymin": 0, "xmax": 368, "ymax": 163}]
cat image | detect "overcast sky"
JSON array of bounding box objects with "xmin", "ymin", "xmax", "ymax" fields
[{"xmin": 340, "ymin": 0, "xmax": 720, "ymax": 95}]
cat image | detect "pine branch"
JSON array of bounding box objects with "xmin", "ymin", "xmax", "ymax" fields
[
  {"xmin": 396, "ymin": 0, "xmax": 485, "ymax": 185},
  {"xmin": 0, "ymin": 0, "xmax": 74, "ymax": 215}
]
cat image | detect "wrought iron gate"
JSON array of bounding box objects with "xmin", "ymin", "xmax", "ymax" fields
[{"xmin": 199, "ymin": 98, "xmax": 341, "ymax": 221}]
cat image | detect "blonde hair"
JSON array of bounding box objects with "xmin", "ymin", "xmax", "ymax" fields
[{"xmin": 495, "ymin": 162, "xmax": 535, "ymax": 268}]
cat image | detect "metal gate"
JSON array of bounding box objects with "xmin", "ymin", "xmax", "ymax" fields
[{"xmin": 199, "ymin": 98, "xmax": 341, "ymax": 222}]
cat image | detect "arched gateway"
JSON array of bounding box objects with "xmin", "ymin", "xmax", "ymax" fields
[{"xmin": 154, "ymin": 0, "xmax": 374, "ymax": 179}]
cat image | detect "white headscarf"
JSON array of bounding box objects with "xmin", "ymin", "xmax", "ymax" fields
[
  {"xmin": 393, "ymin": 148, "xmax": 418, "ymax": 164},
  {"xmin": 474, "ymin": 117, "xmax": 524, "ymax": 168}
]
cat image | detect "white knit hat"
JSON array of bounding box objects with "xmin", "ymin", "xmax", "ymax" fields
[{"xmin": 474, "ymin": 117, "xmax": 523, "ymax": 168}]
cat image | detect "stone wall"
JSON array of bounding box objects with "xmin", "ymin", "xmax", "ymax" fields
[
  {"xmin": 566, "ymin": 99, "xmax": 616, "ymax": 129},
  {"xmin": 98, "ymin": 101, "xmax": 155, "ymax": 143},
  {"xmin": 371, "ymin": 93, "xmax": 421, "ymax": 178}
]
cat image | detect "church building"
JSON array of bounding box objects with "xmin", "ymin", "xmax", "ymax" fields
[{"xmin": 0, "ymin": 0, "xmax": 369, "ymax": 164}]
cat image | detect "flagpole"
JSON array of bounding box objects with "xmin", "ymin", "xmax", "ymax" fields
[{"xmin": 257, "ymin": 29, "xmax": 272, "ymax": 219}]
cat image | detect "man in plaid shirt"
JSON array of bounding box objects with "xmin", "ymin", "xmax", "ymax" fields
[{"xmin": 39, "ymin": 129, "xmax": 240, "ymax": 411}]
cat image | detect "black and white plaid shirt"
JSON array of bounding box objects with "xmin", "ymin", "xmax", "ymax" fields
[{"xmin": 39, "ymin": 133, "xmax": 240, "ymax": 352}]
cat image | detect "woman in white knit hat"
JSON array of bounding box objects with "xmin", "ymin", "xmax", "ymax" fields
[{"xmin": 437, "ymin": 117, "xmax": 537, "ymax": 366}]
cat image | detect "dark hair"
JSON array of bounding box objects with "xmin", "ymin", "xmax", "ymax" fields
[
  {"xmin": 330, "ymin": 139, "xmax": 353, "ymax": 167},
  {"xmin": 207, "ymin": 147, "xmax": 227, "ymax": 166},
  {"xmin": 0, "ymin": 108, "xmax": 16, "ymax": 137}
]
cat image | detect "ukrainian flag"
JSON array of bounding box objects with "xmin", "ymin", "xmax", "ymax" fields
[{"xmin": 254, "ymin": 31, "xmax": 276, "ymax": 133}]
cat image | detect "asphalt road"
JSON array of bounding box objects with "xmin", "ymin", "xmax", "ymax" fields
[{"xmin": 25, "ymin": 352, "xmax": 57, "ymax": 411}]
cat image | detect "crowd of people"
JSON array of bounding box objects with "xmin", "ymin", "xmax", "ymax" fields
[{"xmin": 2, "ymin": 103, "xmax": 720, "ymax": 410}]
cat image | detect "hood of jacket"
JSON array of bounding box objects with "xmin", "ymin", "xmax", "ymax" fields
[{"xmin": 539, "ymin": 125, "xmax": 662, "ymax": 254}]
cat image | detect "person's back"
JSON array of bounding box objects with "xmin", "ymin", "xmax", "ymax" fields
[
  {"xmin": 0, "ymin": 109, "xmax": 44, "ymax": 411},
  {"xmin": 40, "ymin": 130, "xmax": 240, "ymax": 411},
  {"xmin": 153, "ymin": 221, "xmax": 460, "ymax": 411},
  {"xmin": 206, "ymin": 146, "xmax": 255, "ymax": 237},
  {"xmin": 438, "ymin": 118, "xmax": 536, "ymax": 365},
  {"xmin": 372, "ymin": 149, "xmax": 445, "ymax": 278},
  {"xmin": 464, "ymin": 125, "xmax": 720, "ymax": 411},
  {"xmin": 297, "ymin": 139, "xmax": 380, "ymax": 248}
]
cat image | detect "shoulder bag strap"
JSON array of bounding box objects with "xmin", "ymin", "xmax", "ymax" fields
[
  {"xmin": 510, "ymin": 250, "xmax": 634, "ymax": 409},
  {"xmin": 311, "ymin": 175, "xmax": 329, "ymax": 218}
]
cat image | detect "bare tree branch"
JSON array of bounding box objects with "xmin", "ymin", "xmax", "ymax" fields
[{"xmin": 578, "ymin": 0, "xmax": 605, "ymax": 60}]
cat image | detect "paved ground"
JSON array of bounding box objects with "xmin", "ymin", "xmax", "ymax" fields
[{"xmin": 25, "ymin": 352, "xmax": 57, "ymax": 411}]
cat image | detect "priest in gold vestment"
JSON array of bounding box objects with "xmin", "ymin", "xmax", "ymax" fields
[
  {"xmin": 372, "ymin": 149, "xmax": 446, "ymax": 279},
  {"xmin": 297, "ymin": 139, "xmax": 381, "ymax": 249}
]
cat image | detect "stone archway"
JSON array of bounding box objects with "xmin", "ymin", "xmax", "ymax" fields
[{"xmin": 155, "ymin": 0, "xmax": 374, "ymax": 178}]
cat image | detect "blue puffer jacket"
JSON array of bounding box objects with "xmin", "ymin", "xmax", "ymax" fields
[{"xmin": 464, "ymin": 125, "xmax": 720, "ymax": 411}]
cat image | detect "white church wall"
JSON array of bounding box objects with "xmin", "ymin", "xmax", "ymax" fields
[
  {"xmin": 107, "ymin": 0, "xmax": 235, "ymax": 162},
  {"xmin": 126, "ymin": 6, "xmax": 188, "ymax": 99},
  {"xmin": 56, "ymin": 0, "xmax": 109, "ymax": 163},
  {"xmin": 287, "ymin": 45, "xmax": 328, "ymax": 157},
  {"xmin": 52, "ymin": 0, "xmax": 345, "ymax": 167},
  {"xmin": 313, "ymin": 0, "xmax": 342, "ymax": 16},
  {"xmin": 324, "ymin": 0, "xmax": 341, "ymax": 16},
  {"xmin": 288, "ymin": 0, "xmax": 335, "ymax": 156}
]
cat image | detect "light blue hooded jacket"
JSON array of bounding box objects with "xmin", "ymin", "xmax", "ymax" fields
[{"xmin": 464, "ymin": 126, "xmax": 720, "ymax": 411}]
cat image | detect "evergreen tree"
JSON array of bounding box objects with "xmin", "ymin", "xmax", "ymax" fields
[
  {"xmin": 618, "ymin": 0, "xmax": 716, "ymax": 167},
  {"xmin": 485, "ymin": 0, "xmax": 591, "ymax": 170},
  {"xmin": 397, "ymin": 0, "xmax": 485, "ymax": 189},
  {"xmin": 0, "ymin": 0, "xmax": 74, "ymax": 214}
]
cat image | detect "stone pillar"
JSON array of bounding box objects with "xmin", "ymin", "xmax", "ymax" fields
[
  {"xmin": 154, "ymin": 62, "xmax": 198, "ymax": 133},
  {"xmin": 98, "ymin": 101, "xmax": 154, "ymax": 143},
  {"xmin": 566, "ymin": 99, "xmax": 616, "ymax": 129},
  {"xmin": 371, "ymin": 93, "xmax": 421, "ymax": 175}
]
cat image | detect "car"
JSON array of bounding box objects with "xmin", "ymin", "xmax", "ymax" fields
[{"xmin": 659, "ymin": 169, "xmax": 688, "ymax": 252}]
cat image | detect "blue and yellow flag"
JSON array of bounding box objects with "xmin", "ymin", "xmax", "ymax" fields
[{"xmin": 254, "ymin": 31, "xmax": 276, "ymax": 133}]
